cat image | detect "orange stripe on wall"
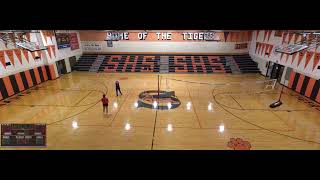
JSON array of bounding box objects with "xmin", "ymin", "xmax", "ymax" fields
[
  {"xmin": 24, "ymin": 70, "xmax": 34, "ymax": 87},
  {"xmin": 295, "ymin": 74, "xmax": 305, "ymax": 93},
  {"xmin": 41, "ymin": 65, "xmax": 48, "ymax": 81},
  {"xmin": 2, "ymin": 76, "xmax": 14, "ymax": 96},
  {"xmin": 33, "ymin": 67, "xmax": 41, "ymax": 84},
  {"xmin": 288, "ymin": 71, "xmax": 296, "ymax": 88},
  {"xmin": 49, "ymin": 64, "xmax": 57, "ymax": 79},
  {"xmin": 305, "ymin": 78, "xmax": 316, "ymax": 98},
  {"xmin": 14, "ymin": 73, "xmax": 25, "ymax": 92}
]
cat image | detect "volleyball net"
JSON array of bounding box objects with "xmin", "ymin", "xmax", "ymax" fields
[{"xmin": 162, "ymin": 77, "xmax": 277, "ymax": 95}]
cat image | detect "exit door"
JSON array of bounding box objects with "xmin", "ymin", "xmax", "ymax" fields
[
  {"xmin": 270, "ymin": 63, "xmax": 285, "ymax": 82},
  {"xmin": 56, "ymin": 60, "xmax": 67, "ymax": 76}
]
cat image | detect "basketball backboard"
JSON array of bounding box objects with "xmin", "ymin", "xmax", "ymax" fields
[
  {"xmin": 275, "ymin": 31, "xmax": 320, "ymax": 55},
  {"xmin": 0, "ymin": 31, "xmax": 47, "ymax": 52}
]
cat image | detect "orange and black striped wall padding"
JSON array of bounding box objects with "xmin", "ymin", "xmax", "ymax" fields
[
  {"xmin": 287, "ymin": 70, "xmax": 320, "ymax": 103},
  {"xmin": 45, "ymin": 64, "xmax": 57, "ymax": 80},
  {"xmin": 0, "ymin": 65, "xmax": 55, "ymax": 101}
]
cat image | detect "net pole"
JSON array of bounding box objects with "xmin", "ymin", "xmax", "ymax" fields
[
  {"xmin": 278, "ymin": 85, "xmax": 284, "ymax": 101},
  {"xmin": 157, "ymin": 75, "xmax": 160, "ymax": 95},
  {"xmin": 157, "ymin": 75, "xmax": 160, "ymax": 109}
]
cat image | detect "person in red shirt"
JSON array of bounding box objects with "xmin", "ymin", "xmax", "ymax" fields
[{"xmin": 101, "ymin": 94, "xmax": 109, "ymax": 114}]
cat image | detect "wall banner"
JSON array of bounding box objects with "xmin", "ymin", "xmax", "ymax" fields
[
  {"xmin": 104, "ymin": 31, "xmax": 221, "ymax": 41},
  {"xmin": 56, "ymin": 33, "xmax": 71, "ymax": 49},
  {"xmin": 70, "ymin": 33, "xmax": 80, "ymax": 50}
]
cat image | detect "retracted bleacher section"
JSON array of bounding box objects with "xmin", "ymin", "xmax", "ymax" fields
[
  {"xmin": 168, "ymin": 55, "xmax": 231, "ymax": 73},
  {"xmin": 99, "ymin": 55, "xmax": 160, "ymax": 72},
  {"xmin": 74, "ymin": 54, "xmax": 260, "ymax": 74},
  {"xmin": 73, "ymin": 54, "xmax": 98, "ymax": 71},
  {"xmin": 232, "ymin": 54, "xmax": 260, "ymax": 73}
]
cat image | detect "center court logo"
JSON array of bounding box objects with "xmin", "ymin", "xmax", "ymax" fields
[{"xmin": 137, "ymin": 90, "xmax": 181, "ymax": 110}]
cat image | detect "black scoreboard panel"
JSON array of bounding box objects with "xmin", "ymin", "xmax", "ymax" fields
[{"xmin": 1, "ymin": 124, "xmax": 46, "ymax": 147}]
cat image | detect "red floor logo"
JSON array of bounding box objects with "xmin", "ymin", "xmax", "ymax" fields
[{"xmin": 227, "ymin": 138, "xmax": 252, "ymax": 150}]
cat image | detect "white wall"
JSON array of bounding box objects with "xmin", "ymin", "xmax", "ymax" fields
[
  {"xmin": 64, "ymin": 58, "xmax": 71, "ymax": 73},
  {"xmin": 0, "ymin": 30, "xmax": 83, "ymax": 78},
  {"xmin": 0, "ymin": 33, "xmax": 45, "ymax": 78},
  {"xmin": 249, "ymin": 30, "xmax": 320, "ymax": 79},
  {"xmin": 280, "ymin": 66, "xmax": 288, "ymax": 85},
  {"xmin": 81, "ymin": 41, "xmax": 249, "ymax": 54},
  {"xmin": 51, "ymin": 31, "xmax": 82, "ymax": 75},
  {"xmin": 42, "ymin": 30, "xmax": 83, "ymax": 63}
]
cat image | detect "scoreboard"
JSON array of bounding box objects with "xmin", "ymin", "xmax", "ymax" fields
[{"xmin": 1, "ymin": 124, "xmax": 46, "ymax": 147}]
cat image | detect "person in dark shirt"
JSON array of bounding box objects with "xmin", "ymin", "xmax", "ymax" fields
[
  {"xmin": 101, "ymin": 94, "xmax": 109, "ymax": 114},
  {"xmin": 115, "ymin": 80, "xmax": 122, "ymax": 96}
]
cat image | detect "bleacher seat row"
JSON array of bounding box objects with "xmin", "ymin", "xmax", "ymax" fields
[
  {"xmin": 168, "ymin": 56, "xmax": 231, "ymax": 73},
  {"xmin": 232, "ymin": 55, "xmax": 260, "ymax": 73},
  {"xmin": 73, "ymin": 54, "xmax": 98, "ymax": 71},
  {"xmin": 101, "ymin": 55, "xmax": 160, "ymax": 72},
  {"xmin": 74, "ymin": 54, "xmax": 260, "ymax": 74}
]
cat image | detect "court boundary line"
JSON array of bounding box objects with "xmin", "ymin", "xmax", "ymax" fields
[
  {"xmin": 212, "ymin": 90, "xmax": 320, "ymax": 145},
  {"xmin": 109, "ymin": 90, "xmax": 131, "ymax": 126},
  {"xmin": 230, "ymin": 95, "xmax": 244, "ymax": 110},
  {"xmin": 48, "ymin": 123, "xmax": 294, "ymax": 132},
  {"xmin": 0, "ymin": 84, "xmax": 106, "ymax": 110},
  {"xmin": 270, "ymin": 110, "xmax": 296, "ymax": 131},
  {"xmin": 73, "ymin": 91, "xmax": 94, "ymax": 106},
  {"xmin": 3, "ymin": 72, "xmax": 319, "ymax": 147},
  {"xmin": 151, "ymin": 110, "xmax": 158, "ymax": 150},
  {"xmin": 46, "ymin": 100, "xmax": 100, "ymax": 126},
  {"xmin": 214, "ymin": 92, "xmax": 311, "ymax": 112},
  {"xmin": 165, "ymin": 76, "xmax": 311, "ymax": 112},
  {"xmin": 186, "ymin": 83, "xmax": 203, "ymax": 128},
  {"xmin": 6, "ymin": 101, "xmax": 100, "ymax": 108},
  {"xmin": 46, "ymin": 79, "xmax": 109, "ymax": 126}
]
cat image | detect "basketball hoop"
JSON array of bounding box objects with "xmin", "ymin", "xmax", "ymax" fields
[
  {"xmin": 15, "ymin": 41, "xmax": 47, "ymax": 52},
  {"xmin": 272, "ymin": 31, "xmax": 320, "ymax": 55},
  {"xmin": 272, "ymin": 45, "xmax": 282, "ymax": 56},
  {"xmin": 0, "ymin": 31, "xmax": 47, "ymax": 52}
]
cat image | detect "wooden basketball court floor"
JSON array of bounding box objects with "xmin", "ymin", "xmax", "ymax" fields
[{"xmin": 1, "ymin": 71, "xmax": 320, "ymax": 150}]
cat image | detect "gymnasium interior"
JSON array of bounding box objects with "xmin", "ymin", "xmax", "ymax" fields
[{"xmin": 0, "ymin": 30, "xmax": 320, "ymax": 150}]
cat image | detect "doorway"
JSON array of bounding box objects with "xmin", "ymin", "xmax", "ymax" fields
[
  {"xmin": 270, "ymin": 63, "xmax": 285, "ymax": 82},
  {"xmin": 56, "ymin": 59, "xmax": 67, "ymax": 76},
  {"xmin": 69, "ymin": 56, "xmax": 77, "ymax": 71},
  {"xmin": 266, "ymin": 61, "xmax": 273, "ymax": 78}
]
